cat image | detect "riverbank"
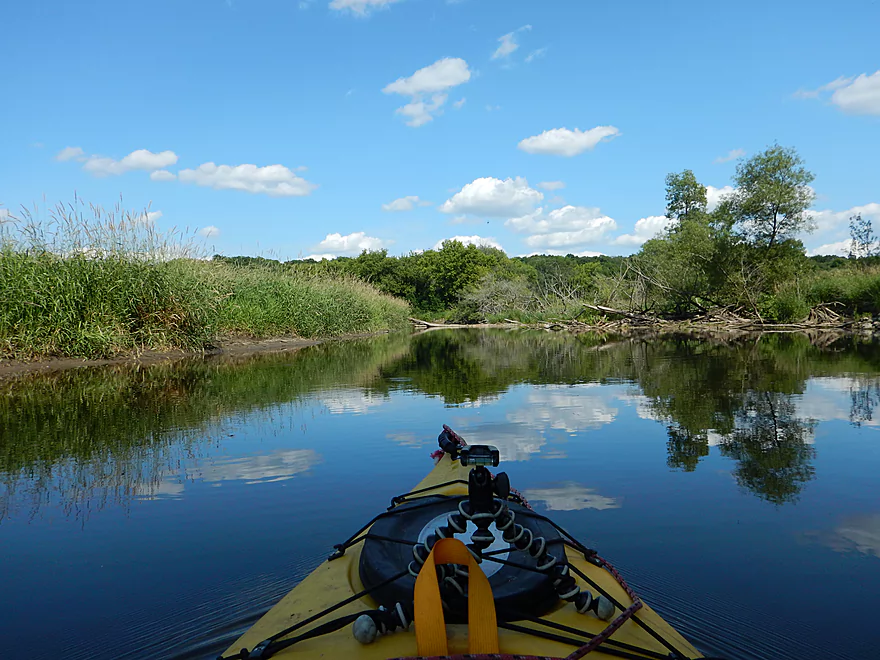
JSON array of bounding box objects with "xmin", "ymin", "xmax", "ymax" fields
[
  {"xmin": 0, "ymin": 204, "xmax": 411, "ymax": 362},
  {"xmin": 0, "ymin": 331, "xmax": 394, "ymax": 380}
]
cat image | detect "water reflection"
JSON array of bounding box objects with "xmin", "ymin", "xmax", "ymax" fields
[
  {"xmin": 523, "ymin": 483, "xmax": 620, "ymax": 511},
  {"xmin": 830, "ymin": 514, "xmax": 880, "ymax": 558},
  {"xmin": 2, "ymin": 330, "xmax": 880, "ymax": 520}
]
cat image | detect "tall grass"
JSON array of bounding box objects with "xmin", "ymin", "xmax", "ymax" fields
[
  {"xmin": 0, "ymin": 200, "xmax": 410, "ymax": 359},
  {"xmin": 765, "ymin": 266, "xmax": 880, "ymax": 322}
]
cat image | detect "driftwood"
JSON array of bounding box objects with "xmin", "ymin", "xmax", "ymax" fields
[{"xmin": 581, "ymin": 304, "xmax": 662, "ymax": 325}]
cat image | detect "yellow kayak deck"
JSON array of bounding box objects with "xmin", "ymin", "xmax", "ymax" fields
[{"xmin": 225, "ymin": 455, "xmax": 703, "ymax": 659}]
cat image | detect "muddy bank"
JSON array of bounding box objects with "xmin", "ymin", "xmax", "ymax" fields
[{"xmin": 0, "ymin": 333, "xmax": 386, "ymax": 380}]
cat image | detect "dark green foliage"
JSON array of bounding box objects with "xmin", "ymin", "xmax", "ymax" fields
[
  {"xmin": 665, "ymin": 169, "xmax": 708, "ymax": 222},
  {"xmin": 730, "ymin": 144, "xmax": 816, "ymax": 248}
]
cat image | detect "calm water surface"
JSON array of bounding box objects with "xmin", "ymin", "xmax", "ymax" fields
[{"xmin": 1, "ymin": 330, "xmax": 879, "ymax": 659}]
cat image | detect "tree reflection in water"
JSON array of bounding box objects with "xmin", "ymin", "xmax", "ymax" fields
[{"xmin": 2, "ymin": 329, "xmax": 878, "ymax": 518}]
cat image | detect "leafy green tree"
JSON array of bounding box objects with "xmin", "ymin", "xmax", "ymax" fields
[
  {"xmin": 730, "ymin": 145, "xmax": 815, "ymax": 248},
  {"xmin": 665, "ymin": 170, "xmax": 708, "ymax": 223}
]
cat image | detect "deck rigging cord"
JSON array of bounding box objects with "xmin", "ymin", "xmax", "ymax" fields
[{"xmin": 216, "ymin": 426, "xmax": 703, "ymax": 660}]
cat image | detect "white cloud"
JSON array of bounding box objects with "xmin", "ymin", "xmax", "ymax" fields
[
  {"xmin": 178, "ymin": 163, "xmax": 316, "ymax": 197},
  {"xmin": 612, "ymin": 215, "xmax": 674, "ymax": 246},
  {"xmin": 0, "ymin": 208, "xmax": 13, "ymax": 223},
  {"xmin": 491, "ymin": 24, "xmax": 531, "ymax": 60},
  {"xmin": 485, "ymin": 104, "xmax": 501, "ymax": 112},
  {"xmin": 433, "ymin": 235, "xmax": 503, "ymax": 250},
  {"xmin": 796, "ymin": 71, "xmax": 880, "ymax": 115},
  {"xmin": 328, "ymin": 0, "xmax": 403, "ymax": 16},
  {"xmin": 150, "ymin": 170, "xmax": 176, "ymax": 182},
  {"xmin": 714, "ymin": 148, "xmax": 745, "ymax": 164},
  {"xmin": 453, "ymin": 97, "xmax": 466, "ymax": 109},
  {"xmin": 317, "ymin": 231, "xmax": 390, "ymax": 254},
  {"xmin": 537, "ymin": 181, "xmax": 565, "ymax": 191},
  {"xmin": 82, "ymin": 149, "xmax": 179, "ymax": 176},
  {"xmin": 382, "ymin": 195, "xmax": 430, "ymax": 211},
  {"xmin": 807, "ymin": 240, "xmax": 852, "ymax": 257},
  {"xmin": 396, "ymin": 93, "xmax": 447, "ymax": 127},
  {"xmin": 384, "ymin": 57, "xmax": 471, "ymax": 96},
  {"xmin": 198, "ymin": 225, "xmax": 220, "ymax": 238},
  {"xmin": 440, "ymin": 176, "xmax": 543, "ymax": 217},
  {"xmin": 794, "ymin": 76, "xmax": 852, "ymax": 99},
  {"xmin": 830, "ymin": 71, "xmax": 880, "ymax": 115},
  {"xmin": 55, "ymin": 146, "xmax": 85, "ymax": 162},
  {"xmin": 302, "ymin": 253, "xmax": 336, "ymax": 261},
  {"xmin": 383, "ymin": 57, "xmax": 471, "ymax": 126},
  {"xmin": 525, "ymin": 47, "xmax": 547, "ymax": 63},
  {"xmin": 808, "ymin": 202, "xmax": 880, "ymax": 234},
  {"xmin": 506, "ymin": 205, "xmax": 618, "ymax": 249},
  {"xmin": 706, "ymin": 185, "xmax": 735, "ymax": 211},
  {"xmin": 518, "ymin": 126, "xmax": 621, "ymax": 157}
]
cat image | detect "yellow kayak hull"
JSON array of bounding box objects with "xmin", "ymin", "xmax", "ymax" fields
[{"xmin": 225, "ymin": 455, "xmax": 703, "ymax": 659}]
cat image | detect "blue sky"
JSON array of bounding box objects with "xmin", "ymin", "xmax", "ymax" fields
[{"xmin": 2, "ymin": 0, "xmax": 878, "ymax": 259}]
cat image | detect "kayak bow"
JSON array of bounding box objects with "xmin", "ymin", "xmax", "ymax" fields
[{"xmin": 221, "ymin": 426, "xmax": 704, "ymax": 660}]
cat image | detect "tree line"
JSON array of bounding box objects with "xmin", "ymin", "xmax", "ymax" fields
[{"xmin": 216, "ymin": 144, "xmax": 879, "ymax": 323}]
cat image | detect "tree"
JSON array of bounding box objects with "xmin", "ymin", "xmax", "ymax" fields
[
  {"xmin": 848, "ymin": 213, "xmax": 877, "ymax": 259},
  {"xmin": 730, "ymin": 145, "xmax": 815, "ymax": 248},
  {"xmin": 665, "ymin": 170, "xmax": 708, "ymax": 224}
]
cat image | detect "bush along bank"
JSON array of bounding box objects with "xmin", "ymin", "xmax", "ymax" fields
[{"xmin": 273, "ymin": 144, "xmax": 880, "ymax": 329}]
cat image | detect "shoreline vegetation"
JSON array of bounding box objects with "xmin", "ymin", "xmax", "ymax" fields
[
  {"xmin": 0, "ymin": 200, "xmax": 410, "ymax": 363},
  {"xmin": 3, "ymin": 145, "xmax": 880, "ymax": 368}
]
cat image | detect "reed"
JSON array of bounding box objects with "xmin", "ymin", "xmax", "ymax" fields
[{"xmin": 0, "ymin": 199, "xmax": 409, "ymax": 359}]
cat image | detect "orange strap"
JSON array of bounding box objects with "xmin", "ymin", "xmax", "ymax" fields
[{"xmin": 413, "ymin": 538, "xmax": 499, "ymax": 656}]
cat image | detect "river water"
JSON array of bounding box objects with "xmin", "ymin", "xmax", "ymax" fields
[{"xmin": 1, "ymin": 330, "xmax": 879, "ymax": 659}]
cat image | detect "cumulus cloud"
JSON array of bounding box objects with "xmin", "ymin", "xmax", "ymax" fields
[
  {"xmin": 440, "ymin": 176, "xmax": 543, "ymax": 217},
  {"xmin": 808, "ymin": 202, "xmax": 880, "ymax": 233},
  {"xmin": 506, "ymin": 205, "xmax": 618, "ymax": 249},
  {"xmin": 612, "ymin": 215, "xmax": 674, "ymax": 246},
  {"xmin": 55, "ymin": 146, "xmax": 85, "ymax": 162},
  {"xmin": 382, "ymin": 195, "xmax": 430, "ymax": 211},
  {"xmin": 453, "ymin": 97, "xmax": 466, "ymax": 109},
  {"xmin": 804, "ymin": 203, "xmax": 880, "ymax": 255},
  {"xmin": 518, "ymin": 126, "xmax": 621, "ymax": 157},
  {"xmin": 178, "ymin": 163, "xmax": 316, "ymax": 197},
  {"xmin": 82, "ymin": 149, "xmax": 179, "ymax": 176},
  {"xmin": 714, "ymin": 148, "xmax": 745, "ymax": 164},
  {"xmin": 329, "ymin": 0, "xmax": 403, "ymax": 16},
  {"xmin": 706, "ymin": 185, "xmax": 735, "ymax": 211},
  {"xmin": 316, "ymin": 231, "xmax": 391, "ymax": 254},
  {"xmin": 396, "ymin": 93, "xmax": 448, "ymax": 127},
  {"xmin": 807, "ymin": 240, "xmax": 852, "ymax": 257},
  {"xmin": 383, "ymin": 57, "xmax": 471, "ymax": 126},
  {"xmin": 150, "ymin": 170, "xmax": 176, "ymax": 182},
  {"xmin": 433, "ymin": 235, "xmax": 503, "ymax": 251},
  {"xmin": 198, "ymin": 225, "xmax": 220, "ymax": 238},
  {"xmin": 797, "ymin": 71, "xmax": 880, "ymax": 115},
  {"xmin": 491, "ymin": 25, "xmax": 531, "ymax": 60},
  {"xmin": 537, "ymin": 181, "xmax": 565, "ymax": 191}
]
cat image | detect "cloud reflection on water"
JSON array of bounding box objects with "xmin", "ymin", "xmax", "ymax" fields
[{"xmin": 523, "ymin": 482, "xmax": 620, "ymax": 511}]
